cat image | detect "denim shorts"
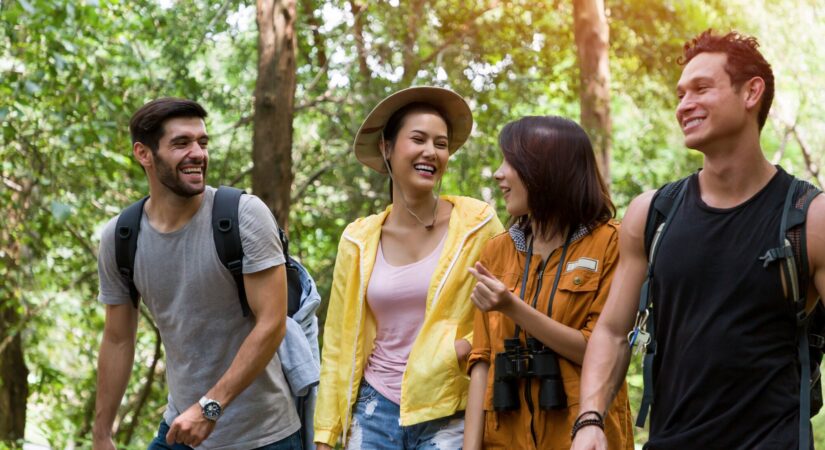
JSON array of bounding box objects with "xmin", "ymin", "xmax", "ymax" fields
[
  {"xmin": 147, "ymin": 419, "xmax": 302, "ymax": 450},
  {"xmin": 345, "ymin": 381, "xmax": 464, "ymax": 450}
]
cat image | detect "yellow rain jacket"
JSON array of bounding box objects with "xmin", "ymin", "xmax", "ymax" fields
[{"xmin": 313, "ymin": 195, "xmax": 503, "ymax": 447}]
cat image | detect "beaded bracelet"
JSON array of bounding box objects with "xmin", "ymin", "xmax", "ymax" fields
[{"xmin": 571, "ymin": 410, "xmax": 605, "ymax": 440}]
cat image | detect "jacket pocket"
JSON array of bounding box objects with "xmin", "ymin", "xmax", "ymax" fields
[{"xmin": 557, "ymin": 270, "xmax": 599, "ymax": 293}]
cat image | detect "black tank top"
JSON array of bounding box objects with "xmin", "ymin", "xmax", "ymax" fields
[{"xmin": 646, "ymin": 168, "xmax": 800, "ymax": 450}]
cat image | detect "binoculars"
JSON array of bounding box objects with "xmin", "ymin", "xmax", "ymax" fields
[{"xmin": 492, "ymin": 337, "xmax": 567, "ymax": 411}]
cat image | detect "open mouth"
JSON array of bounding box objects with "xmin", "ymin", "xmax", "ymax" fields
[
  {"xmin": 683, "ymin": 117, "xmax": 705, "ymax": 131},
  {"xmin": 179, "ymin": 166, "xmax": 204, "ymax": 180},
  {"xmin": 414, "ymin": 163, "xmax": 436, "ymax": 176}
]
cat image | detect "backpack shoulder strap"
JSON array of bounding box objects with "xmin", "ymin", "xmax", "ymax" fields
[
  {"xmin": 644, "ymin": 177, "xmax": 691, "ymax": 256},
  {"xmin": 634, "ymin": 175, "xmax": 690, "ymax": 428},
  {"xmin": 779, "ymin": 177, "xmax": 822, "ymax": 450},
  {"xmin": 786, "ymin": 178, "xmax": 822, "ymax": 307},
  {"xmin": 281, "ymin": 228, "xmax": 302, "ymax": 317},
  {"xmin": 114, "ymin": 196, "xmax": 149, "ymax": 308},
  {"xmin": 212, "ymin": 186, "xmax": 251, "ymax": 317}
]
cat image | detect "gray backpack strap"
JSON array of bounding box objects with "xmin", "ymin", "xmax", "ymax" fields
[
  {"xmin": 114, "ymin": 196, "xmax": 149, "ymax": 308},
  {"xmin": 212, "ymin": 186, "xmax": 250, "ymax": 317}
]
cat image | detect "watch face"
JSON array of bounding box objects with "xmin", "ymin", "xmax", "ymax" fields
[{"xmin": 203, "ymin": 401, "xmax": 222, "ymax": 420}]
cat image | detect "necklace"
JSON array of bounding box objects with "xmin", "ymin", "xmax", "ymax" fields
[{"xmin": 401, "ymin": 193, "xmax": 439, "ymax": 230}]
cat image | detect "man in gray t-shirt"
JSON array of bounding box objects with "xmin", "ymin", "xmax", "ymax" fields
[{"xmin": 92, "ymin": 98, "xmax": 300, "ymax": 450}]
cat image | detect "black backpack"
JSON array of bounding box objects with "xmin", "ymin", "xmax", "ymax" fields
[
  {"xmin": 631, "ymin": 175, "xmax": 823, "ymax": 450},
  {"xmin": 114, "ymin": 186, "xmax": 302, "ymax": 317}
]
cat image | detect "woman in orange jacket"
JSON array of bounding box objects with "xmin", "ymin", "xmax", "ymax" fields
[{"xmin": 463, "ymin": 116, "xmax": 633, "ymax": 449}]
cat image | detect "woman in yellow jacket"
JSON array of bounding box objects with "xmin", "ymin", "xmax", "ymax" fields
[
  {"xmin": 464, "ymin": 116, "xmax": 633, "ymax": 449},
  {"xmin": 314, "ymin": 87, "xmax": 503, "ymax": 450}
]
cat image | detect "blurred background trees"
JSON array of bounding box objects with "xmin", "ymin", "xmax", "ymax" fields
[{"xmin": 1, "ymin": 0, "xmax": 822, "ymax": 447}]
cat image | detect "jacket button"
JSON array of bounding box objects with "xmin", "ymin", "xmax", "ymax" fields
[{"xmin": 573, "ymin": 276, "xmax": 583, "ymax": 285}]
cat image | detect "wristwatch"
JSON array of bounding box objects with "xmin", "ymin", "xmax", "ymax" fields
[{"xmin": 199, "ymin": 396, "xmax": 222, "ymax": 421}]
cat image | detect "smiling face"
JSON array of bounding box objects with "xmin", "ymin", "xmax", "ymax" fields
[
  {"xmin": 149, "ymin": 117, "xmax": 209, "ymax": 197},
  {"xmin": 384, "ymin": 111, "xmax": 450, "ymax": 195},
  {"xmin": 676, "ymin": 52, "xmax": 754, "ymax": 152},
  {"xmin": 494, "ymin": 157, "xmax": 528, "ymax": 217}
]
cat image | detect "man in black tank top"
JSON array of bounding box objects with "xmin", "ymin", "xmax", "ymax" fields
[{"xmin": 571, "ymin": 30, "xmax": 825, "ymax": 450}]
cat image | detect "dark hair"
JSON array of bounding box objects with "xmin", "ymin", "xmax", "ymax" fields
[
  {"xmin": 129, "ymin": 98, "xmax": 208, "ymax": 153},
  {"xmin": 680, "ymin": 29, "xmax": 774, "ymax": 130},
  {"xmin": 499, "ymin": 116, "xmax": 614, "ymax": 239}
]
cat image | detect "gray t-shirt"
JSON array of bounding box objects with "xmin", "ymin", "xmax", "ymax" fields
[{"xmin": 98, "ymin": 187, "xmax": 300, "ymax": 449}]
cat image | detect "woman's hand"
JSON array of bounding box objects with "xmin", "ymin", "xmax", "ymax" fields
[
  {"xmin": 316, "ymin": 444, "xmax": 333, "ymax": 450},
  {"xmin": 468, "ymin": 262, "xmax": 516, "ymax": 313}
]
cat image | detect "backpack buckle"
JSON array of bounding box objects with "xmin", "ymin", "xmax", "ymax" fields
[
  {"xmin": 227, "ymin": 259, "xmax": 243, "ymax": 274},
  {"xmin": 117, "ymin": 226, "xmax": 132, "ymax": 239},
  {"xmin": 811, "ymin": 333, "xmax": 825, "ymax": 350},
  {"xmin": 758, "ymin": 246, "xmax": 793, "ymax": 268},
  {"xmin": 217, "ymin": 218, "xmax": 233, "ymax": 232}
]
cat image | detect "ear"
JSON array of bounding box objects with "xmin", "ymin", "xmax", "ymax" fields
[
  {"xmin": 133, "ymin": 142, "xmax": 153, "ymax": 169},
  {"xmin": 380, "ymin": 139, "xmax": 392, "ymax": 160},
  {"xmin": 742, "ymin": 76, "xmax": 766, "ymax": 112}
]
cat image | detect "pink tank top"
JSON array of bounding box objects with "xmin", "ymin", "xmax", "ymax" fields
[{"xmin": 363, "ymin": 232, "xmax": 447, "ymax": 405}]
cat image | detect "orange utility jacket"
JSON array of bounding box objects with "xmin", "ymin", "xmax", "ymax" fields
[{"xmin": 468, "ymin": 221, "xmax": 633, "ymax": 450}]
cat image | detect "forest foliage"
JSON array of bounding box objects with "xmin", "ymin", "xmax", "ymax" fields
[{"xmin": 1, "ymin": 0, "xmax": 824, "ymax": 447}]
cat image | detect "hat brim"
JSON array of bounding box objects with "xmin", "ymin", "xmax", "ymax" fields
[{"xmin": 353, "ymin": 86, "xmax": 473, "ymax": 173}]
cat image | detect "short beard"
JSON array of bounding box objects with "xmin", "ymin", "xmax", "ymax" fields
[{"xmin": 155, "ymin": 156, "xmax": 207, "ymax": 198}]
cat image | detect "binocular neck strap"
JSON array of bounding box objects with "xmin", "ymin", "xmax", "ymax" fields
[{"xmin": 512, "ymin": 230, "xmax": 575, "ymax": 340}]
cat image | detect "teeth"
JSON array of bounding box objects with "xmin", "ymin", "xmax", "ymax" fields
[
  {"xmin": 414, "ymin": 164, "xmax": 435, "ymax": 174},
  {"xmin": 181, "ymin": 168, "xmax": 201, "ymax": 174},
  {"xmin": 685, "ymin": 118, "xmax": 704, "ymax": 128}
]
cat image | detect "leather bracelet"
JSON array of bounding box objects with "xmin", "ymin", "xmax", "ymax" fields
[{"xmin": 571, "ymin": 410, "xmax": 605, "ymax": 440}]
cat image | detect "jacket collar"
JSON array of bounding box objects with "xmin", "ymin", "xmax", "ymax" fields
[
  {"xmin": 508, "ymin": 223, "xmax": 590, "ymax": 253},
  {"xmin": 344, "ymin": 195, "xmax": 494, "ymax": 245}
]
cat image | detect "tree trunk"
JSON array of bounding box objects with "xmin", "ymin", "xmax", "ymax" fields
[
  {"xmin": 0, "ymin": 299, "xmax": 28, "ymax": 442},
  {"xmin": 573, "ymin": 0, "xmax": 612, "ymax": 183},
  {"xmin": 401, "ymin": 0, "xmax": 425, "ymax": 85},
  {"xmin": 348, "ymin": 0, "xmax": 370, "ymax": 82},
  {"xmin": 0, "ymin": 183, "xmax": 29, "ymax": 443},
  {"xmin": 254, "ymin": 0, "xmax": 298, "ymax": 228}
]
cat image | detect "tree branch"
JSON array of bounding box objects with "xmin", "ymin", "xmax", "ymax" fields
[
  {"xmin": 119, "ymin": 306, "xmax": 163, "ymax": 446},
  {"xmin": 772, "ymin": 113, "xmax": 825, "ymax": 187},
  {"xmin": 291, "ymin": 161, "xmax": 335, "ymax": 204},
  {"xmin": 349, "ymin": 0, "xmax": 371, "ymax": 81},
  {"xmin": 295, "ymin": 90, "xmax": 347, "ymax": 110},
  {"xmin": 183, "ymin": 0, "xmax": 234, "ymax": 61},
  {"xmin": 230, "ymin": 166, "xmax": 253, "ymax": 186},
  {"xmin": 418, "ymin": 1, "xmax": 500, "ymax": 68}
]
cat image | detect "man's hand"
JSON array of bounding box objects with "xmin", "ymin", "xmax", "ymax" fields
[
  {"xmin": 316, "ymin": 444, "xmax": 333, "ymax": 450},
  {"xmin": 570, "ymin": 425, "xmax": 609, "ymax": 450},
  {"xmin": 468, "ymin": 262, "xmax": 516, "ymax": 312},
  {"xmin": 165, "ymin": 402, "xmax": 216, "ymax": 447}
]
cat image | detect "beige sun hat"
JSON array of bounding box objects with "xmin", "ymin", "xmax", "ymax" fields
[{"xmin": 353, "ymin": 86, "xmax": 473, "ymax": 173}]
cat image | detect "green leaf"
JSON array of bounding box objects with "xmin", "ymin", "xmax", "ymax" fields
[
  {"xmin": 24, "ymin": 80, "xmax": 42, "ymax": 94},
  {"xmin": 18, "ymin": 0, "xmax": 35, "ymax": 14},
  {"xmin": 50, "ymin": 201, "xmax": 72, "ymax": 222}
]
